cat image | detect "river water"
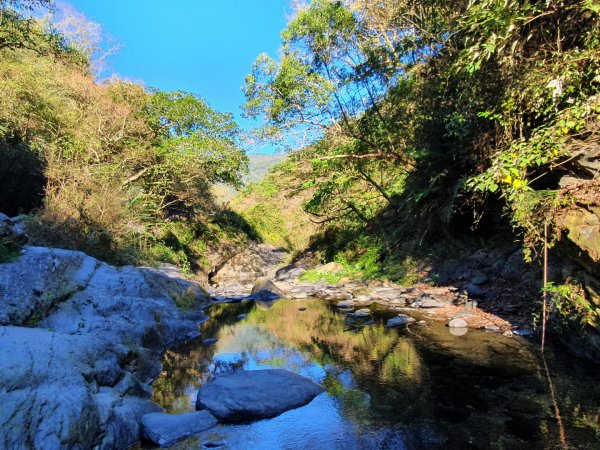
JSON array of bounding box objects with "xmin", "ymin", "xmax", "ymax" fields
[{"xmin": 149, "ymin": 298, "xmax": 600, "ymax": 449}]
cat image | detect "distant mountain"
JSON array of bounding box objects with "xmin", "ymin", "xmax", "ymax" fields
[
  {"xmin": 213, "ymin": 153, "xmax": 285, "ymax": 204},
  {"xmin": 244, "ymin": 153, "xmax": 286, "ymax": 184}
]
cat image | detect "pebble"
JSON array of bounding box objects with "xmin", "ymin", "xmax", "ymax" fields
[
  {"xmin": 298, "ymin": 307, "xmax": 307, "ymax": 311},
  {"xmin": 513, "ymin": 329, "xmax": 534, "ymax": 337},
  {"xmin": 238, "ymin": 314, "xmax": 247, "ymax": 319},
  {"xmin": 448, "ymin": 318, "xmax": 468, "ymax": 328}
]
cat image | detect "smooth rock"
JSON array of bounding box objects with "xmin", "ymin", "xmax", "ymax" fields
[
  {"xmin": 0, "ymin": 246, "xmax": 210, "ymax": 449},
  {"xmin": 416, "ymin": 298, "xmax": 446, "ymax": 308},
  {"xmin": 141, "ymin": 411, "xmax": 218, "ymax": 448},
  {"xmin": 513, "ymin": 329, "xmax": 534, "ymax": 337},
  {"xmin": 298, "ymin": 307, "xmax": 307, "ymax": 311},
  {"xmin": 250, "ymin": 277, "xmax": 284, "ymax": 300},
  {"xmin": 336, "ymin": 300, "xmax": 355, "ymax": 309},
  {"xmin": 196, "ymin": 369, "xmax": 323, "ymax": 422},
  {"xmin": 348, "ymin": 308, "xmax": 371, "ymax": 319},
  {"xmin": 386, "ymin": 314, "xmax": 416, "ymax": 328},
  {"xmin": 449, "ymin": 318, "xmax": 468, "ymax": 328},
  {"xmin": 237, "ymin": 314, "xmax": 248, "ymax": 319}
]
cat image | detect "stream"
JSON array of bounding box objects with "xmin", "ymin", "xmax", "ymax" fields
[{"xmin": 147, "ymin": 297, "xmax": 600, "ymax": 449}]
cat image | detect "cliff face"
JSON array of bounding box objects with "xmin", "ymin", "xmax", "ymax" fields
[{"xmin": 554, "ymin": 137, "xmax": 600, "ymax": 361}]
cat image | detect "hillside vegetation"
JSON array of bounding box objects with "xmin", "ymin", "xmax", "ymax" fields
[
  {"xmin": 241, "ymin": 1, "xmax": 600, "ymax": 335},
  {"xmin": 0, "ymin": 3, "xmax": 253, "ymax": 272},
  {"xmin": 231, "ymin": 152, "xmax": 318, "ymax": 252}
]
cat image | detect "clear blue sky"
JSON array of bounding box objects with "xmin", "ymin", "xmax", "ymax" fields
[{"xmin": 67, "ymin": 0, "xmax": 290, "ymax": 153}]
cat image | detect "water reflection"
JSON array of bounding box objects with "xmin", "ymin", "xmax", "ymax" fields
[{"xmin": 150, "ymin": 299, "xmax": 600, "ymax": 449}]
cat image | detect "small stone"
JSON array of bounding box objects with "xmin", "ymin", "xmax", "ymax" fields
[
  {"xmin": 336, "ymin": 300, "xmax": 355, "ymax": 309},
  {"xmin": 348, "ymin": 309, "xmax": 370, "ymax": 319},
  {"xmin": 203, "ymin": 441, "xmax": 226, "ymax": 448},
  {"xmin": 483, "ymin": 325, "xmax": 500, "ymax": 332},
  {"xmin": 298, "ymin": 307, "xmax": 307, "ymax": 311},
  {"xmin": 448, "ymin": 318, "xmax": 468, "ymax": 328},
  {"xmin": 237, "ymin": 314, "xmax": 247, "ymax": 319},
  {"xmin": 186, "ymin": 330, "xmax": 201, "ymax": 340},
  {"xmin": 513, "ymin": 329, "xmax": 534, "ymax": 337}
]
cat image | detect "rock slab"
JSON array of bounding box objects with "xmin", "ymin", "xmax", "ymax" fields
[
  {"xmin": 196, "ymin": 369, "xmax": 323, "ymax": 422},
  {"xmin": 141, "ymin": 411, "xmax": 218, "ymax": 448}
]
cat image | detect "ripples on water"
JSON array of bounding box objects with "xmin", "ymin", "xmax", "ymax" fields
[{"xmin": 149, "ymin": 299, "xmax": 600, "ymax": 449}]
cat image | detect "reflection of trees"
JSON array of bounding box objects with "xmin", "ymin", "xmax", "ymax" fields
[
  {"xmin": 241, "ymin": 299, "xmax": 428, "ymax": 422},
  {"xmin": 151, "ymin": 301, "xmax": 254, "ymax": 413}
]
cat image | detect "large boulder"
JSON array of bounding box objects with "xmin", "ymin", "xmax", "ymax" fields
[
  {"xmin": 0, "ymin": 246, "xmax": 210, "ymax": 449},
  {"xmin": 250, "ymin": 276, "xmax": 285, "ymax": 300},
  {"xmin": 212, "ymin": 243, "xmax": 288, "ymax": 285},
  {"xmin": 196, "ymin": 369, "xmax": 324, "ymax": 422},
  {"xmin": 141, "ymin": 411, "xmax": 218, "ymax": 448}
]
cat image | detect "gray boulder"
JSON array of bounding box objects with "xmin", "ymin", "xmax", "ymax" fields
[
  {"xmin": 250, "ymin": 276, "xmax": 285, "ymax": 300},
  {"xmin": 196, "ymin": 369, "xmax": 323, "ymax": 422},
  {"xmin": 336, "ymin": 300, "xmax": 355, "ymax": 309},
  {"xmin": 348, "ymin": 308, "xmax": 371, "ymax": 319},
  {"xmin": 141, "ymin": 411, "xmax": 218, "ymax": 448},
  {"xmin": 0, "ymin": 246, "xmax": 211, "ymax": 449},
  {"xmin": 386, "ymin": 314, "xmax": 416, "ymax": 328}
]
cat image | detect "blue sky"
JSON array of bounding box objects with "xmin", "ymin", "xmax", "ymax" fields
[{"xmin": 67, "ymin": 0, "xmax": 290, "ymax": 153}]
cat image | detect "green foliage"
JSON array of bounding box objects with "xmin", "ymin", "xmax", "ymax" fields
[
  {"xmin": 0, "ymin": 13, "xmax": 252, "ymax": 269},
  {"xmin": 170, "ymin": 287, "xmax": 198, "ymax": 310},
  {"xmin": 232, "ymin": 154, "xmax": 317, "ymax": 252},
  {"xmin": 0, "ymin": 236, "xmax": 21, "ymax": 263},
  {"xmin": 544, "ymin": 281, "xmax": 599, "ymax": 330}
]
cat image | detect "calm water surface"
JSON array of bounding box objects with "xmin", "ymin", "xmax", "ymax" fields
[{"xmin": 149, "ymin": 298, "xmax": 600, "ymax": 449}]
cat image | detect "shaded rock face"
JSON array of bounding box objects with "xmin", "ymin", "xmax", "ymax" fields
[
  {"xmin": 141, "ymin": 411, "xmax": 218, "ymax": 448},
  {"xmin": 212, "ymin": 243, "xmax": 288, "ymax": 285},
  {"xmin": 0, "ymin": 246, "xmax": 210, "ymax": 449},
  {"xmin": 196, "ymin": 369, "xmax": 324, "ymax": 422}
]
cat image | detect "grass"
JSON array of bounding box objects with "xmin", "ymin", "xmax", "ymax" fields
[
  {"xmin": 171, "ymin": 287, "xmax": 198, "ymax": 310},
  {"xmin": 0, "ymin": 236, "xmax": 21, "ymax": 263}
]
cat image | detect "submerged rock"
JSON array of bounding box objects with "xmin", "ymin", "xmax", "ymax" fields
[
  {"xmin": 348, "ymin": 308, "xmax": 371, "ymax": 319},
  {"xmin": 196, "ymin": 369, "xmax": 323, "ymax": 422},
  {"xmin": 336, "ymin": 300, "xmax": 355, "ymax": 309},
  {"xmin": 141, "ymin": 411, "xmax": 218, "ymax": 448},
  {"xmin": 386, "ymin": 314, "xmax": 416, "ymax": 328}
]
